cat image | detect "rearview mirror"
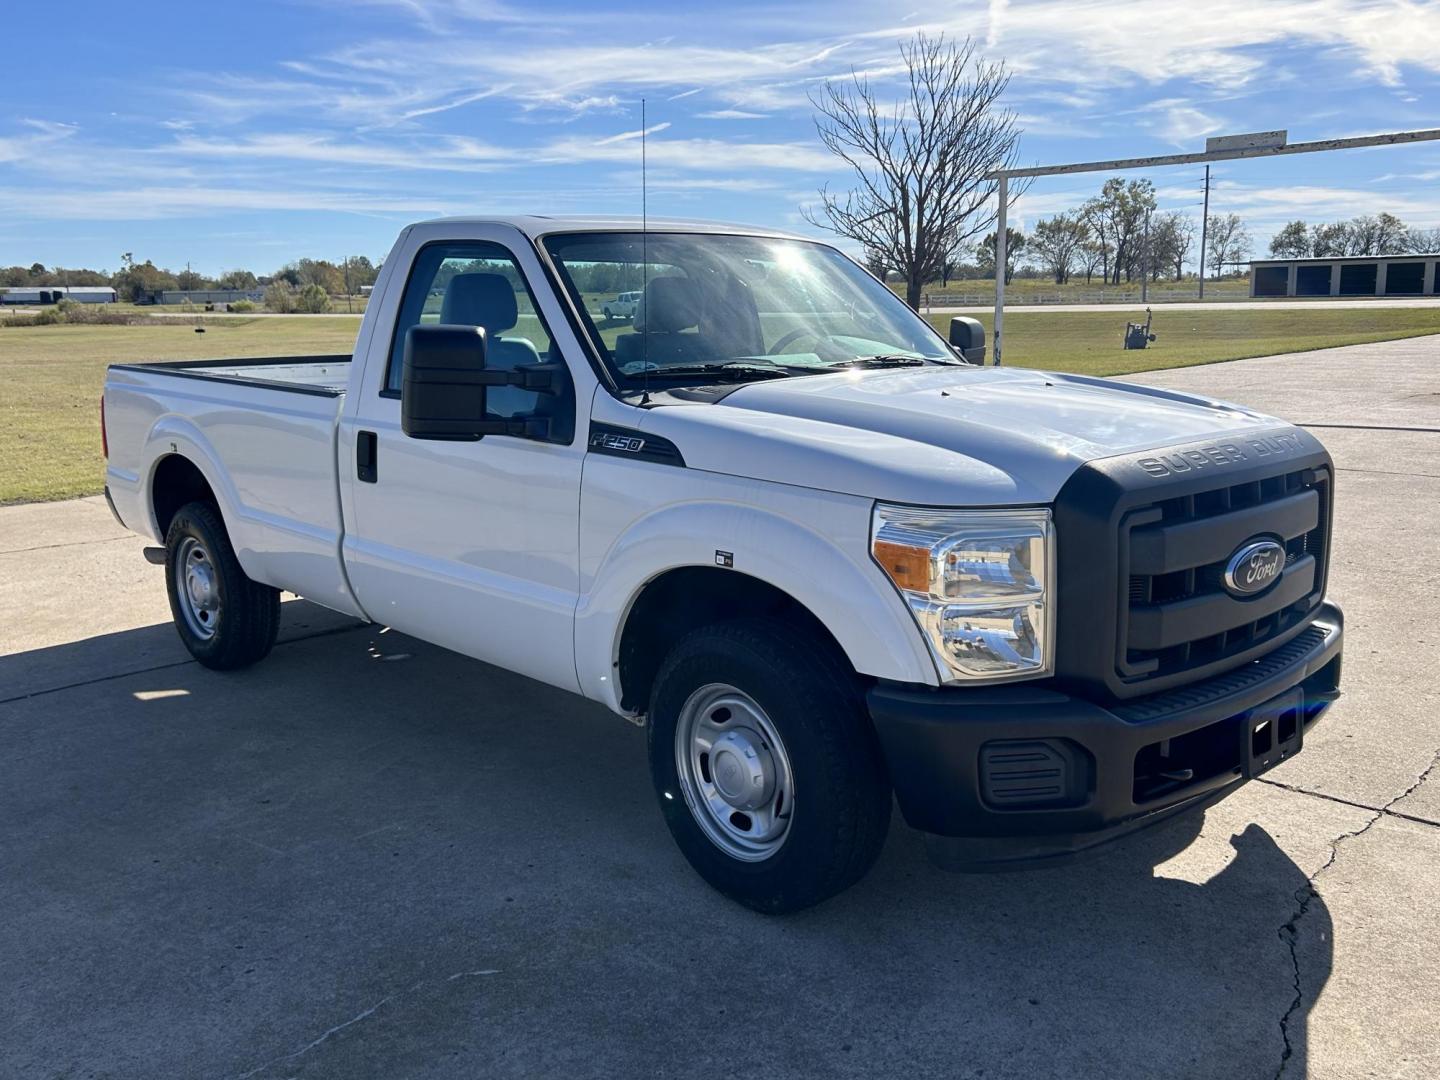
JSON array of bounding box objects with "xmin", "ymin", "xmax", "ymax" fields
[
  {"xmin": 948, "ymin": 317, "xmax": 987, "ymax": 365},
  {"xmin": 401, "ymin": 324, "xmax": 560, "ymax": 441}
]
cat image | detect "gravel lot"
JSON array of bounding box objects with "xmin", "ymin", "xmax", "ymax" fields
[{"xmin": 1, "ymin": 336, "xmax": 1437, "ymax": 1079}]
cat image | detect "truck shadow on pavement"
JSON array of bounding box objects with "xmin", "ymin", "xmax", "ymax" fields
[{"xmin": 0, "ymin": 604, "xmax": 1331, "ymax": 1080}]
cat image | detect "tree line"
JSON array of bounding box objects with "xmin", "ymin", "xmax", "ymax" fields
[
  {"xmin": 887, "ymin": 175, "xmax": 1251, "ymax": 289},
  {"xmin": 0, "ymin": 256, "xmax": 383, "ymax": 301},
  {"xmin": 1267, "ymin": 213, "xmax": 1440, "ymax": 259}
]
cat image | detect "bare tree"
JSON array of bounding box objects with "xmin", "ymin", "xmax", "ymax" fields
[
  {"xmin": 1204, "ymin": 213, "xmax": 1251, "ymax": 277},
  {"xmin": 1310, "ymin": 222, "xmax": 1349, "ymax": 257},
  {"xmin": 1162, "ymin": 212, "xmax": 1197, "ymax": 280},
  {"xmin": 1409, "ymin": 225, "xmax": 1440, "ymax": 253},
  {"xmin": 805, "ymin": 33, "xmax": 1024, "ymax": 310}
]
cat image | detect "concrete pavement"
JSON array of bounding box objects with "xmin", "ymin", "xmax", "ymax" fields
[{"xmin": 2, "ymin": 336, "xmax": 1438, "ymax": 1079}]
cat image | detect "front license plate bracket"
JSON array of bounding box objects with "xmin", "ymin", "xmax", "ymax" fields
[{"xmin": 1241, "ymin": 687, "xmax": 1305, "ymax": 779}]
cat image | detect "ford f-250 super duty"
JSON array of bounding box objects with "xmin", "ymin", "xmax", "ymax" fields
[{"xmin": 102, "ymin": 216, "xmax": 1343, "ymax": 912}]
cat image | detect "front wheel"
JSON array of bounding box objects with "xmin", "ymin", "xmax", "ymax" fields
[
  {"xmin": 647, "ymin": 618, "xmax": 891, "ymax": 913},
  {"xmin": 165, "ymin": 501, "xmax": 280, "ymax": 670}
]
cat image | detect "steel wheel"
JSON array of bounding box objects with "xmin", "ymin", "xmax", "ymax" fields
[
  {"xmin": 173, "ymin": 535, "xmax": 220, "ymax": 641},
  {"xmin": 674, "ymin": 683, "xmax": 795, "ymax": 862}
]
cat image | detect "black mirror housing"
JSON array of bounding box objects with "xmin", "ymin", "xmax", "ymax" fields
[
  {"xmin": 949, "ymin": 317, "xmax": 987, "ymax": 365},
  {"xmin": 401, "ymin": 324, "xmax": 560, "ymax": 441}
]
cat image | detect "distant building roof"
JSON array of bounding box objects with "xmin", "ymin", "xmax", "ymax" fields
[
  {"xmin": 1251, "ymin": 253, "xmax": 1440, "ymax": 265},
  {"xmin": 0, "ymin": 285, "xmax": 115, "ymax": 293}
]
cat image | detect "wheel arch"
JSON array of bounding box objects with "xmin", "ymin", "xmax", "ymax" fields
[
  {"xmin": 151, "ymin": 453, "xmax": 219, "ymax": 539},
  {"xmin": 575, "ymin": 498, "xmax": 942, "ymax": 715},
  {"xmin": 140, "ymin": 417, "xmax": 243, "ymax": 545},
  {"xmin": 615, "ymin": 567, "xmax": 850, "ymax": 713}
]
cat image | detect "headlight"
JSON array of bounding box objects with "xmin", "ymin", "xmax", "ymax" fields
[{"xmin": 871, "ymin": 504, "xmax": 1054, "ymax": 683}]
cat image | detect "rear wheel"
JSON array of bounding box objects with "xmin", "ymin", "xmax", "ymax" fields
[
  {"xmin": 165, "ymin": 501, "xmax": 280, "ymax": 670},
  {"xmin": 647, "ymin": 618, "xmax": 891, "ymax": 913}
]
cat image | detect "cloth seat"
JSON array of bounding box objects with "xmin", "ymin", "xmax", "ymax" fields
[
  {"xmin": 441, "ymin": 272, "xmax": 541, "ymax": 416},
  {"xmin": 614, "ymin": 276, "xmax": 719, "ymax": 369}
]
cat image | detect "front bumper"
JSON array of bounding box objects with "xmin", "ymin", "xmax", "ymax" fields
[{"xmin": 867, "ymin": 603, "xmax": 1343, "ymax": 867}]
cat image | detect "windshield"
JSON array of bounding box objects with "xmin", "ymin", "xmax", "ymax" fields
[{"xmin": 542, "ymin": 232, "xmax": 955, "ymax": 386}]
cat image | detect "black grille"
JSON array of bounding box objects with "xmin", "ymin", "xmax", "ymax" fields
[{"xmin": 1119, "ymin": 466, "xmax": 1329, "ymax": 685}]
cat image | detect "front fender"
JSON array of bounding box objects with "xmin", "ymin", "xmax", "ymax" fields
[{"xmin": 574, "ymin": 492, "xmax": 941, "ymax": 713}]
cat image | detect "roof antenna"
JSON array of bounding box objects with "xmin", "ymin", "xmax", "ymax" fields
[{"xmin": 639, "ymin": 96, "xmax": 651, "ymax": 406}]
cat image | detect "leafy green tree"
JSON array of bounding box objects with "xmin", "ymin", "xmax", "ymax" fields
[
  {"xmin": 975, "ymin": 228, "xmax": 1026, "ymax": 284},
  {"xmin": 1269, "ymin": 220, "xmax": 1311, "ymax": 259},
  {"xmin": 1028, "ymin": 215, "xmax": 1089, "ymax": 284},
  {"xmin": 264, "ymin": 280, "xmax": 297, "ymax": 313},
  {"xmin": 1082, "ymin": 178, "xmax": 1156, "ymax": 284},
  {"xmin": 218, "ymin": 269, "xmax": 259, "ymax": 290},
  {"xmin": 297, "ymin": 283, "xmax": 332, "ymax": 313}
]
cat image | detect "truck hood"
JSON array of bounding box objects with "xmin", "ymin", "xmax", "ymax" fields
[{"xmin": 637, "ymin": 365, "xmax": 1296, "ymax": 505}]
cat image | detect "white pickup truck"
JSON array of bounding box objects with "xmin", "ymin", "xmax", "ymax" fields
[{"xmin": 103, "ymin": 216, "xmax": 1343, "ymax": 912}]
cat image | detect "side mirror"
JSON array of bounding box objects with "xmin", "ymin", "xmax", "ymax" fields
[
  {"xmin": 949, "ymin": 317, "xmax": 987, "ymax": 365},
  {"xmin": 401, "ymin": 324, "xmax": 560, "ymax": 441}
]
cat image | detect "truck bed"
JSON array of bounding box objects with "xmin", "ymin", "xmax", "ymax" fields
[
  {"xmin": 103, "ymin": 352, "xmax": 362, "ymax": 618},
  {"xmin": 109, "ymin": 354, "xmax": 352, "ymax": 396}
]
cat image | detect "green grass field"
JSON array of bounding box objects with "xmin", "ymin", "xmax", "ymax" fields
[
  {"xmin": 2, "ymin": 306, "xmax": 1437, "ymax": 505},
  {"xmin": 924, "ymin": 306, "xmax": 1440, "ymax": 376},
  {"xmin": 0, "ymin": 318, "xmax": 361, "ymax": 505}
]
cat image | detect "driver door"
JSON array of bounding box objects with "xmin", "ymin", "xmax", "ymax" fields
[{"xmin": 340, "ymin": 225, "xmax": 588, "ymax": 693}]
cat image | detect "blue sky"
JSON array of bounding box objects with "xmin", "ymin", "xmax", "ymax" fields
[{"xmin": 2, "ymin": 0, "xmax": 1437, "ymax": 276}]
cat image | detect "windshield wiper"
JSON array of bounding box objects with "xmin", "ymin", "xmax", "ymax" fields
[
  {"xmin": 818, "ymin": 354, "xmax": 931, "ymax": 370},
  {"xmin": 631, "ymin": 362, "xmax": 794, "ymax": 381}
]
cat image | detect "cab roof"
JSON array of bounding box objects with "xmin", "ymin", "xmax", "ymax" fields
[{"xmin": 416, "ymin": 214, "xmax": 810, "ymax": 242}]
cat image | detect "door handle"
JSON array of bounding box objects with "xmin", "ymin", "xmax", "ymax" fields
[{"xmin": 356, "ymin": 430, "xmax": 378, "ymax": 483}]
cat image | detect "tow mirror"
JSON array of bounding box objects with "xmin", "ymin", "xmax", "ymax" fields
[
  {"xmin": 948, "ymin": 317, "xmax": 987, "ymax": 365},
  {"xmin": 401, "ymin": 324, "xmax": 561, "ymax": 441}
]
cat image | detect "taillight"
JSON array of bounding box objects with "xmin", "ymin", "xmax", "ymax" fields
[{"xmin": 100, "ymin": 395, "xmax": 109, "ymax": 459}]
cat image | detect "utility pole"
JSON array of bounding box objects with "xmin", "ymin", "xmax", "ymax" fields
[
  {"xmin": 993, "ymin": 173, "xmax": 1007, "ymax": 365},
  {"xmin": 1141, "ymin": 207, "xmax": 1151, "ymax": 303},
  {"xmin": 1198, "ymin": 165, "xmax": 1211, "ymax": 299}
]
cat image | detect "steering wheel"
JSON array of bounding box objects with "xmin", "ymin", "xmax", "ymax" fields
[{"xmin": 769, "ymin": 327, "xmax": 848, "ymax": 361}]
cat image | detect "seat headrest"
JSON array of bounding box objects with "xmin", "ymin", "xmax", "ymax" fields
[
  {"xmin": 640, "ymin": 276, "xmax": 702, "ymax": 333},
  {"xmin": 441, "ymin": 272, "xmax": 518, "ymax": 333}
]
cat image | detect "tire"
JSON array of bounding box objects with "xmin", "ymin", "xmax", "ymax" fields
[
  {"xmin": 603, "ymin": 308, "xmax": 613, "ymax": 320},
  {"xmin": 647, "ymin": 617, "xmax": 891, "ymax": 913},
  {"xmin": 164, "ymin": 501, "xmax": 280, "ymax": 670}
]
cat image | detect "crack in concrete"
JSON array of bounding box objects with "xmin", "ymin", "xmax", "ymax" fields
[
  {"xmin": 1272, "ymin": 745, "xmax": 1440, "ymax": 1078},
  {"xmin": 0, "ymin": 534, "xmax": 133, "ymax": 556},
  {"xmin": 234, "ymin": 970, "xmax": 502, "ymax": 1078},
  {"xmin": 1257, "ymin": 776, "xmax": 1440, "ymax": 829},
  {"xmin": 235, "ymin": 982, "xmax": 422, "ymax": 1079}
]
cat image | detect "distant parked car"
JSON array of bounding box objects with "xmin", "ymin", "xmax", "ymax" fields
[{"xmin": 603, "ymin": 291, "xmax": 641, "ymax": 320}]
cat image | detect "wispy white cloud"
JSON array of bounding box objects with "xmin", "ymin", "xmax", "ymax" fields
[
  {"xmin": 593, "ymin": 122, "xmax": 671, "ymax": 146},
  {"xmin": 698, "ymin": 110, "xmax": 769, "ymax": 120}
]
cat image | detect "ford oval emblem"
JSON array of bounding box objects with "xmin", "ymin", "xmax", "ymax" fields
[{"xmin": 1223, "ymin": 539, "xmax": 1286, "ymax": 597}]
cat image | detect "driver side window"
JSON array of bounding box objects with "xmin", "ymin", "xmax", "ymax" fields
[{"xmin": 386, "ymin": 242, "xmax": 554, "ymax": 420}]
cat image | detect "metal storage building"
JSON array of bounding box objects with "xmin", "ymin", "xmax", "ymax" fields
[
  {"xmin": 0, "ymin": 285, "xmax": 117, "ymax": 304},
  {"xmin": 1249, "ymin": 254, "xmax": 1439, "ymax": 298}
]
